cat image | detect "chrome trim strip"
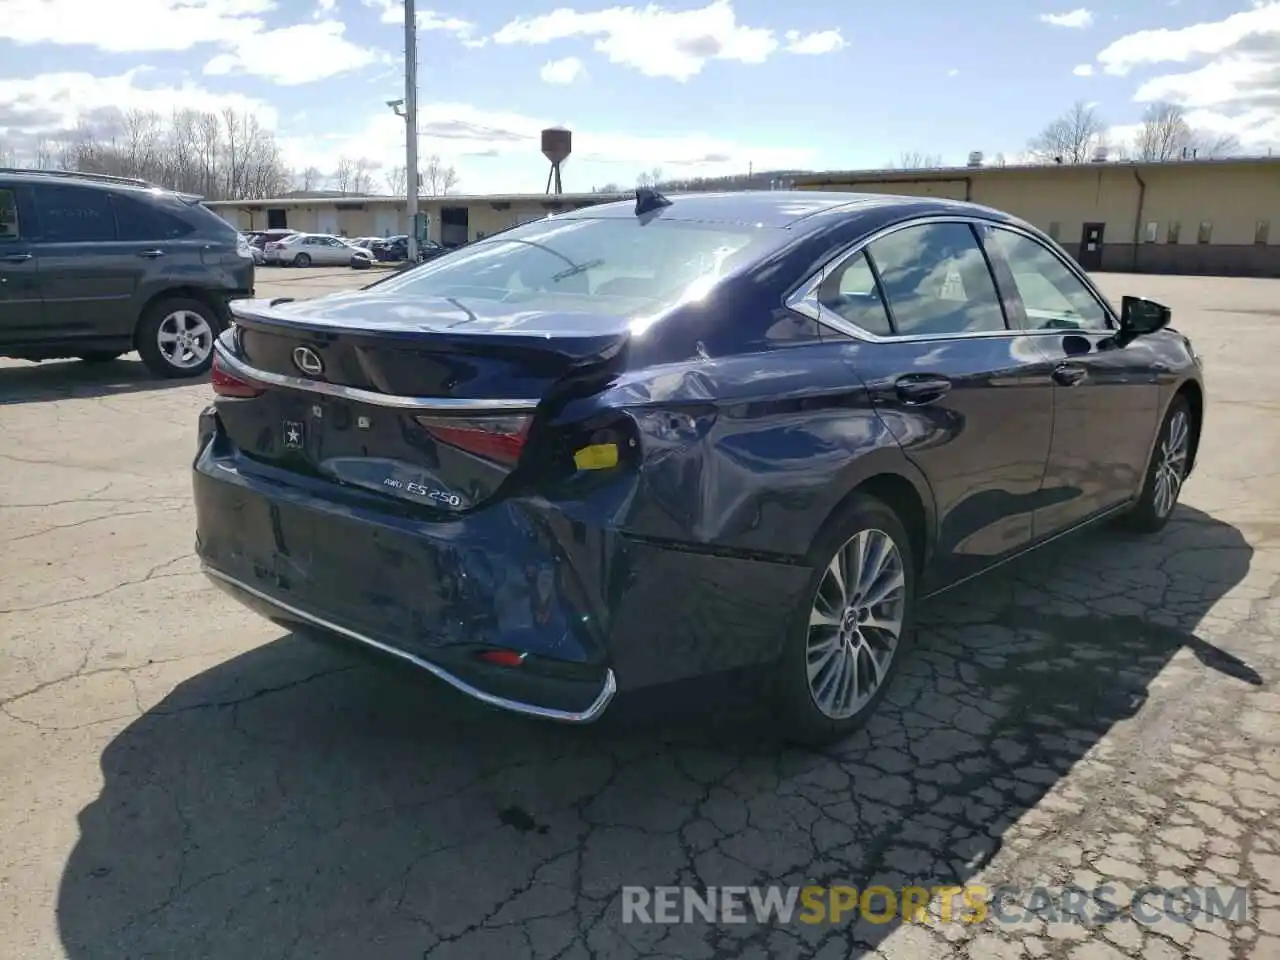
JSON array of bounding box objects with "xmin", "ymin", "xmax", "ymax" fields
[
  {"xmin": 213, "ymin": 340, "xmax": 541, "ymax": 413},
  {"xmin": 784, "ymin": 214, "xmax": 1120, "ymax": 344},
  {"xmin": 202, "ymin": 565, "xmax": 618, "ymax": 724}
]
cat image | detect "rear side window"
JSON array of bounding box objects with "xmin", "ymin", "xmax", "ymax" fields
[
  {"xmin": 818, "ymin": 252, "xmax": 893, "ymax": 336},
  {"xmin": 865, "ymin": 222, "xmax": 1007, "ymax": 336},
  {"xmin": 111, "ymin": 193, "xmax": 195, "ymax": 241},
  {"xmin": 0, "ymin": 188, "xmax": 20, "ymax": 240},
  {"xmin": 373, "ymin": 217, "xmax": 769, "ymax": 318},
  {"xmin": 32, "ymin": 184, "xmax": 116, "ymax": 242}
]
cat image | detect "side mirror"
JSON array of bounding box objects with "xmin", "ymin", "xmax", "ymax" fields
[{"xmin": 1119, "ymin": 295, "xmax": 1171, "ymax": 338}]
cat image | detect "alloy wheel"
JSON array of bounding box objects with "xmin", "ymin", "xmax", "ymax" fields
[
  {"xmin": 157, "ymin": 310, "xmax": 213, "ymax": 371},
  {"xmin": 1152, "ymin": 409, "xmax": 1189, "ymax": 518},
  {"xmin": 805, "ymin": 528, "xmax": 906, "ymax": 720}
]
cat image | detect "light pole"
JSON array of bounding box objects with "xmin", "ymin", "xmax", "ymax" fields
[{"xmin": 388, "ymin": 0, "xmax": 419, "ymax": 262}]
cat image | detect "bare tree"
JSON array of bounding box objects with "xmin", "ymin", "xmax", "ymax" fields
[
  {"xmin": 331, "ymin": 157, "xmax": 355, "ymax": 194},
  {"xmin": 889, "ymin": 151, "xmax": 943, "ymax": 169},
  {"xmin": 421, "ymin": 154, "xmax": 458, "ymax": 195},
  {"xmin": 992, "ymin": 152, "xmax": 1008, "ymax": 167},
  {"xmin": 1132, "ymin": 102, "xmax": 1242, "ymax": 160},
  {"xmin": 635, "ymin": 166, "xmax": 664, "ymax": 188},
  {"xmin": 384, "ymin": 165, "xmax": 408, "ymax": 195},
  {"xmin": 352, "ymin": 157, "xmax": 378, "ymax": 195},
  {"xmin": 295, "ymin": 166, "xmax": 323, "ymax": 191},
  {"xmin": 1028, "ymin": 100, "xmax": 1108, "ymax": 163},
  {"xmin": 0, "ymin": 141, "xmax": 16, "ymax": 167}
]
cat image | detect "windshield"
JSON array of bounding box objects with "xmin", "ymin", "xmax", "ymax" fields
[{"xmin": 367, "ymin": 216, "xmax": 772, "ymax": 316}]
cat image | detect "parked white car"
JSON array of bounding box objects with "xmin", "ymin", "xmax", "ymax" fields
[{"xmin": 264, "ymin": 233, "xmax": 375, "ymax": 267}]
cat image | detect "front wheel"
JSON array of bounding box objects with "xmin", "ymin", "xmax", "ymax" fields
[
  {"xmin": 775, "ymin": 494, "xmax": 916, "ymax": 745},
  {"xmin": 1120, "ymin": 395, "xmax": 1193, "ymax": 533},
  {"xmin": 135, "ymin": 298, "xmax": 220, "ymax": 378}
]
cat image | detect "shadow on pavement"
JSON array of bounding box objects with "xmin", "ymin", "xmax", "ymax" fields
[
  {"xmin": 0, "ymin": 357, "xmax": 200, "ymax": 405},
  {"xmin": 58, "ymin": 505, "xmax": 1262, "ymax": 959}
]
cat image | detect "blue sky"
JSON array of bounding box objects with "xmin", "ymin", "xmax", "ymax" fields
[{"xmin": 1, "ymin": 0, "xmax": 1277, "ymax": 194}]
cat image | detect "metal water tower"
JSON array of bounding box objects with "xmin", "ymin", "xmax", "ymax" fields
[{"xmin": 542, "ymin": 127, "xmax": 571, "ymax": 195}]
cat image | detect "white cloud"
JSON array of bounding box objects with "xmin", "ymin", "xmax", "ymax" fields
[
  {"xmin": 783, "ymin": 28, "xmax": 846, "ymax": 55},
  {"xmin": 947, "ymin": 68, "xmax": 960, "ymax": 77},
  {"xmin": 0, "ymin": 70, "xmax": 278, "ymax": 153},
  {"xmin": 362, "ymin": 0, "xmax": 482, "ymax": 42},
  {"xmin": 1039, "ymin": 8, "xmax": 1094, "ymax": 28},
  {"xmin": 491, "ymin": 0, "xmax": 839, "ymax": 81},
  {"xmin": 541, "ymin": 56, "xmax": 585, "ymax": 84},
  {"xmin": 204, "ymin": 20, "xmax": 386, "ymax": 84},
  {"xmin": 0, "ymin": 0, "xmax": 269, "ymax": 51},
  {"xmin": 0, "ymin": 0, "xmax": 385, "ymax": 84},
  {"xmin": 1094, "ymin": 2, "xmax": 1280, "ymax": 148},
  {"xmin": 1073, "ymin": 63, "xmax": 1094, "ymax": 76}
]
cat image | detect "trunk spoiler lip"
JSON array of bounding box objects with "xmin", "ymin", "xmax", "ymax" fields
[{"xmin": 212, "ymin": 339, "xmax": 541, "ymax": 414}]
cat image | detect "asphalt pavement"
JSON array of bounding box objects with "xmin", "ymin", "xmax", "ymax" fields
[{"xmin": 0, "ymin": 267, "xmax": 1277, "ymax": 959}]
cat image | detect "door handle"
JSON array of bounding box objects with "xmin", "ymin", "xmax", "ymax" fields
[
  {"xmin": 138, "ymin": 249, "xmax": 166, "ymax": 259},
  {"xmin": 1, "ymin": 252, "xmax": 32, "ymax": 263},
  {"xmin": 894, "ymin": 375, "xmax": 952, "ymax": 404},
  {"xmin": 1052, "ymin": 363, "xmax": 1088, "ymax": 386}
]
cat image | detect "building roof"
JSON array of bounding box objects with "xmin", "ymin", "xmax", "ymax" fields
[
  {"xmin": 203, "ymin": 191, "xmax": 630, "ymax": 208},
  {"xmin": 793, "ymin": 153, "xmax": 1280, "ymax": 186}
]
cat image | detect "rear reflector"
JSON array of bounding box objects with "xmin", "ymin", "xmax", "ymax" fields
[
  {"xmin": 211, "ymin": 354, "xmax": 263, "ymax": 398},
  {"xmin": 415, "ymin": 414, "xmax": 532, "ymax": 465},
  {"xmin": 477, "ymin": 649, "xmax": 527, "ymax": 667}
]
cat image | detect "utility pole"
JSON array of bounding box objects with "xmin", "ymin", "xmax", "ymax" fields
[{"xmin": 404, "ymin": 0, "xmax": 419, "ymax": 262}]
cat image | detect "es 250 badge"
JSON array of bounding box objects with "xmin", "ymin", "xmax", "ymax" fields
[{"xmin": 382, "ymin": 477, "xmax": 463, "ymax": 508}]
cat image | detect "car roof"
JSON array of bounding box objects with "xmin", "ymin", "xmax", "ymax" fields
[{"xmin": 552, "ymin": 189, "xmax": 1022, "ymax": 232}]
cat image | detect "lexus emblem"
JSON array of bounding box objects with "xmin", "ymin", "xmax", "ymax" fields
[{"xmin": 292, "ymin": 345, "xmax": 324, "ymax": 377}]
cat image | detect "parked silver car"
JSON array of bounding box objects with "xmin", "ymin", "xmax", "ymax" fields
[{"xmin": 264, "ymin": 233, "xmax": 375, "ymax": 267}]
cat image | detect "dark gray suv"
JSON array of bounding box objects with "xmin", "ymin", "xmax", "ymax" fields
[{"xmin": 0, "ymin": 169, "xmax": 254, "ymax": 378}]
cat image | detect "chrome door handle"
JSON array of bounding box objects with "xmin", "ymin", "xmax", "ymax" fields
[
  {"xmin": 138, "ymin": 249, "xmax": 166, "ymax": 259},
  {"xmin": 1, "ymin": 252, "xmax": 32, "ymax": 263},
  {"xmin": 1052, "ymin": 363, "xmax": 1088, "ymax": 386},
  {"xmin": 894, "ymin": 375, "xmax": 952, "ymax": 404}
]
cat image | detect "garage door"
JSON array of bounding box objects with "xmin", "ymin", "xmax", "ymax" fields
[
  {"xmin": 316, "ymin": 209, "xmax": 339, "ymax": 233},
  {"xmin": 374, "ymin": 209, "xmax": 400, "ymax": 237}
]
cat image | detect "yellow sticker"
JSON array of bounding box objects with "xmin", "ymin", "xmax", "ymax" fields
[{"xmin": 573, "ymin": 443, "xmax": 619, "ymax": 470}]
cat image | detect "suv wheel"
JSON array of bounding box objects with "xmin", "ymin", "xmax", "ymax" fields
[
  {"xmin": 775, "ymin": 494, "xmax": 916, "ymax": 745},
  {"xmin": 293, "ymin": 252, "xmax": 312, "ymax": 267},
  {"xmin": 136, "ymin": 298, "xmax": 220, "ymax": 378}
]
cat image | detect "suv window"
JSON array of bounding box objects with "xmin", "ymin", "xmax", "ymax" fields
[
  {"xmin": 111, "ymin": 193, "xmax": 195, "ymax": 241},
  {"xmin": 983, "ymin": 227, "xmax": 1111, "ymax": 331},
  {"xmin": 818, "ymin": 251, "xmax": 893, "ymax": 336},
  {"xmin": 0, "ymin": 188, "xmax": 20, "ymax": 240},
  {"xmin": 32, "ymin": 184, "xmax": 117, "ymax": 242},
  {"xmin": 866, "ymin": 222, "xmax": 1007, "ymax": 336}
]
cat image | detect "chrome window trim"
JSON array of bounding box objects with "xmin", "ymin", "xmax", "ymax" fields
[
  {"xmin": 784, "ymin": 214, "xmax": 1119, "ymax": 344},
  {"xmin": 203, "ymin": 566, "xmax": 617, "ymax": 724},
  {"xmin": 213, "ymin": 340, "xmax": 541, "ymax": 413}
]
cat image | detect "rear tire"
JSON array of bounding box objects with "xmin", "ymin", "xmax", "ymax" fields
[
  {"xmin": 293, "ymin": 253, "xmax": 311, "ymax": 267},
  {"xmin": 1120, "ymin": 395, "xmax": 1193, "ymax": 533},
  {"xmin": 135, "ymin": 297, "xmax": 220, "ymax": 379},
  {"xmin": 774, "ymin": 494, "xmax": 916, "ymax": 746}
]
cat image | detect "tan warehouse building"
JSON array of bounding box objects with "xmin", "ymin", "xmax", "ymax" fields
[
  {"xmin": 793, "ymin": 156, "xmax": 1280, "ymax": 277},
  {"xmin": 205, "ymin": 192, "xmax": 626, "ymax": 247}
]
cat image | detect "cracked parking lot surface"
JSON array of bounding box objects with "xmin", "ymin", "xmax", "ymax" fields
[{"xmin": 1, "ymin": 271, "xmax": 1278, "ymax": 960}]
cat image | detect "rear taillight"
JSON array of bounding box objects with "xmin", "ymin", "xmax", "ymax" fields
[
  {"xmin": 415, "ymin": 414, "xmax": 532, "ymax": 465},
  {"xmin": 211, "ymin": 354, "xmax": 262, "ymax": 398}
]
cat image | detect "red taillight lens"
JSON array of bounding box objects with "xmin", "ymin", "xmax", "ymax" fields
[
  {"xmin": 210, "ymin": 354, "xmax": 262, "ymax": 398},
  {"xmin": 477, "ymin": 649, "xmax": 527, "ymax": 667},
  {"xmin": 415, "ymin": 414, "xmax": 531, "ymax": 465}
]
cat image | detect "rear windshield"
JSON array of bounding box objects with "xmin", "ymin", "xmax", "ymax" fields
[{"xmin": 369, "ymin": 216, "xmax": 772, "ymax": 316}]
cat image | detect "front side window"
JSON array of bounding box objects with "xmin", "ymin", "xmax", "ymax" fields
[
  {"xmin": 32, "ymin": 184, "xmax": 116, "ymax": 242},
  {"xmin": 865, "ymin": 222, "xmax": 1006, "ymax": 336},
  {"xmin": 984, "ymin": 227, "xmax": 1110, "ymax": 331},
  {"xmin": 0, "ymin": 188, "xmax": 20, "ymax": 241},
  {"xmin": 818, "ymin": 251, "xmax": 893, "ymax": 336},
  {"xmin": 371, "ymin": 216, "xmax": 768, "ymax": 318}
]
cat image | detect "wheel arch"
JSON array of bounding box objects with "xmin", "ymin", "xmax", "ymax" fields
[
  {"xmin": 133, "ymin": 287, "xmax": 228, "ymax": 349},
  {"xmin": 1173, "ymin": 378, "xmax": 1203, "ymax": 476},
  {"xmin": 813, "ymin": 450, "xmax": 937, "ymax": 578}
]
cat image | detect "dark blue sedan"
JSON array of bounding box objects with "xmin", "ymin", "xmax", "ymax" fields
[{"xmin": 194, "ymin": 189, "xmax": 1204, "ymax": 742}]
